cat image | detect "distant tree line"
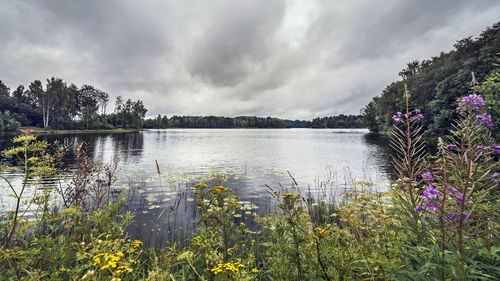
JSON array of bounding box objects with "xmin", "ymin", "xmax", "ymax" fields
[
  {"xmin": 143, "ymin": 115, "xmax": 312, "ymax": 128},
  {"xmin": 0, "ymin": 77, "xmax": 147, "ymax": 131},
  {"xmin": 310, "ymin": 114, "xmax": 365, "ymax": 128},
  {"xmin": 362, "ymin": 21, "xmax": 500, "ymax": 143}
]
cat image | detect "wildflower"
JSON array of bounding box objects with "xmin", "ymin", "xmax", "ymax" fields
[
  {"xmin": 421, "ymin": 172, "xmax": 433, "ymax": 183},
  {"xmin": 492, "ymin": 172, "xmax": 500, "ymax": 184},
  {"xmin": 416, "ymin": 205, "xmax": 424, "ymax": 211},
  {"xmin": 477, "ymin": 145, "xmax": 484, "ymax": 150},
  {"xmin": 392, "ymin": 110, "xmax": 423, "ymax": 123},
  {"xmin": 491, "ymin": 145, "xmax": 500, "ymax": 153},
  {"xmin": 424, "ymin": 202, "xmax": 440, "ymax": 212},
  {"xmin": 476, "ymin": 112, "xmax": 494, "ymax": 127},
  {"xmin": 93, "ymin": 253, "xmax": 106, "ymax": 266},
  {"xmin": 314, "ymin": 226, "xmax": 327, "ymax": 237},
  {"xmin": 392, "ymin": 115, "xmax": 402, "ymax": 123},
  {"xmin": 239, "ymin": 222, "xmax": 245, "ymax": 227},
  {"xmin": 194, "ymin": 182, "xmax": 207, "ymax": 189},
  {"xmin": 409, "ymin": 109, "xmax": 424, "ymax": 121},
  {"xmin": 115, "ymin": 265, "xmax": 132, "ymax": 274},
  {"xmin": 423, "ymin": 216, "xmax": 430, "ymax": 221},
  {"xmin": 447, "ymin": 144, "xmax": 457, "ymax": 149},
  {"xmin": 211, "ymin": 262, "xmax": 245, "ymax": 275},
  {"xmin": 129, "ymin": 240, "xmax": 143, "ymax": 253},
  {"xmin": 456, "ymin": 94, "xmax": 486, "ymax": 113},
  {"xmin": 251, "ymin": 268, "xmax": 259, "ymax": 273},
  {"xmin": 283, "ymin": 193, "xmax": 300, "ymax": 200},
  {"xmin": 212, "ymin": 185, "xmax": 230, "ymax": 193},
  {"xmin": 446, "ymin": 187, "xmax": 466, "ymax": 205},
  {"xmin": 422, "ymin": 184, "xmax": 442, "ymax": 202}
]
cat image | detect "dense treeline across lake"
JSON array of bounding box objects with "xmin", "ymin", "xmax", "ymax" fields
[
  {"xmin": 363, "ymin": 21, "xmax": 500, "ymax": 143},
  {"xmin": 143, "ymin": 115, "xmax": 312, "ymax": 128},
  {"xmin": 310, "ymin": 114, "xmax": 365, "ymax": 128},
  {"xmin": 0, "ymin": 78, "xmax": 147, "ymax": 131},
  {"xmin": 143, "ymin": 114, "xmax": 365, "ymax": 129}
]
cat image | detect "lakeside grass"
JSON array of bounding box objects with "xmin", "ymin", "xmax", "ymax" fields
[{"xmin": 20, "ymin": 127, "xmax": 142, "ymax": 135}]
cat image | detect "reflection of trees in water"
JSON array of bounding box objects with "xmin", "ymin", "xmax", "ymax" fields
[
  {"xmin": 363, "ymin": 133, "xmax": 395, "ymax": 179},
  {"xmin": 111, "ymin": 132, "xmax": 144, "ymax": 163},
  {"xmin": 33, "ymin": 133, "xmax": 144, "ymax": 169}
]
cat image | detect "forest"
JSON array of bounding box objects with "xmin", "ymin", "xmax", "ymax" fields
[
  {"xmin": 0, "ymin": 78, "xmax": 147, "ymax": 131},
  {"xmin": 363, "ymin": 22, "xmax": 500, "ymax": 143},
  {"xmin": 310, "ymin": 115, "xmax": 365, "ymax": 128},
  {"xmin": 143, "ymin": 115, "xmax": 311, "ymax": 129}
]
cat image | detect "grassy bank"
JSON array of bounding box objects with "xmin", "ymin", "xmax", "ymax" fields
[{"xmin": 20, "ymin": 127, "xmax": 142, "ymax": 135}]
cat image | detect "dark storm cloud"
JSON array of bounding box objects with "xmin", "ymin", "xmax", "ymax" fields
[{"xmin": 1, "ymin": 0, "xmax": 499, "ymax": 119}]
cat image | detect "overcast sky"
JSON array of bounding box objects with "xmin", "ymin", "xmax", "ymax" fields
[{"xmin": 1, "ymin": 0, "xmax": 499, "ymax": 119}]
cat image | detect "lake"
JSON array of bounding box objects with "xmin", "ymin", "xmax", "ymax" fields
[{"xmin": 0, "ymin": 128, "xmax": 393, "ymax": 245}]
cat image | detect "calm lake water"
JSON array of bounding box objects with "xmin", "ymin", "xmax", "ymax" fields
[{"xmin": 0, "ymin": 128, "xmax": 393, "ymax": 245}]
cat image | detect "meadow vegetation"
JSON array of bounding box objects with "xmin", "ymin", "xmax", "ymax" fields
[{"xmin": 0, "ymin": 78, "xmax": 499, "ymax": 280}]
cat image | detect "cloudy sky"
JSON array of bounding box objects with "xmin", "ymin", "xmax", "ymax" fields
[{"xmin": 1, "ymin": 0, "xmax": 499, "ymax": 119}]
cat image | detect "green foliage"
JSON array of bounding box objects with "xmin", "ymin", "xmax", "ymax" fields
[
  {"xmin": 0, "ymin": 77, "xmax": 145, "ymax": 130},
  {"xmin": 363, "ymin": 22, "xmax": 500, "ymax": 143},
  {"xmin": 310, "ymin": 114, "xmax": 365, "ymax": 128},
  {"xmin": 0, "ymin": 110, "xmax": 21, "ymax": 132},
  {"xmin": 143, "ymin": 115, "xmax": 312, "ymax": 129}
]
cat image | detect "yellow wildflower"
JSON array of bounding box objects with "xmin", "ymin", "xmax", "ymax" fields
[
  {"xmin": 194, "ymin": 182, "xmax": 207, "ymax": 189},
  {"xmin": 115, "ymin": 265, "xmax": 132, "ymax": 274},
  {"xmin": 212, "ymin": 185, "xmax": 230, "ymax": 193},
  {"xmin": 130, "ymin": 240, "xmax": 143, "ymax": 252},
  {"xmin": 283, "ymin": 193, "xmax": 300, "ymax": 200},
  {"xmin": 314, "ymin": 226, "xmax": 327, "ymax": 237}
]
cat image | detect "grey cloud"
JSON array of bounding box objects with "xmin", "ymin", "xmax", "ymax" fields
[
  {"xmin": 1, "ymin": 0, "xmax": 499, "ymax": 119},
  {"xmin": 187, "ymin": 0, "xmax": 286, "ymax": 87}
]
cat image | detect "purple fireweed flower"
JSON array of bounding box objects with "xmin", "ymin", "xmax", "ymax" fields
[
  {"xmin": 492, "ymin": 172, "xmax": 500, "ymax": 184},
  {"xmin": 447, "ymin": 187, "xmax": 459, "ymax": 194},
  {"xmin": 491, "ymin": 145, "xmax": 500, "ymax": 153},
  {"xmin": 437, "ymin": 215, "xmax": 443, "ymax": 221},
  {"xmin": 393, "ymin": 110, "xmax": 423, "ymax": 123},
  {"xmin": 476, "ymin": 113, "xmax": 494, "ymax": 127},
  {"xmin": 447, "ymin": 187, "xmax": 466, "ymax": 205},
  {"xmin": 477, "ymin": 145, "xmax": 484, "ymax": 150},
  {"xmin": 392, "ymin": 115, "xmax": 403, "ymax": 123},
  {"xmin": 421, "ymin": 172, "xmax": 433, "ymax": 183},
  {"xmin": 448, "ymin": 214, "xmax": 457, "ymax": 221},
  {"xmin": 457, "ymin": 94, "xmax": 486, "ymax": 113},
  {"xmin": 447, "ymin": 144, "xmax": 457, "ymax": 149},
  {"xmin": 410, "ymin": 113, "xmax": 424, "ymax": 122},
  {"xmin": 422, "ymin": 184, "xmax": 436, "ymax": 200},
  {"xmin": 461, "ymin": 212, "xmax": 468, "ymax": 219},
  {"xmin": 416, "ymin": 205, "xmax": 424, "ymax": 211},
  {"xmin": 424, "ymin": 202, "xmax": 441, "ymax": 212}
]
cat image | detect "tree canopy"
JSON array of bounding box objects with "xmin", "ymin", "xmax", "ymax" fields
[{"xmin": 362, "ymin": 22, "xmax": 500, "ymax": 143}]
